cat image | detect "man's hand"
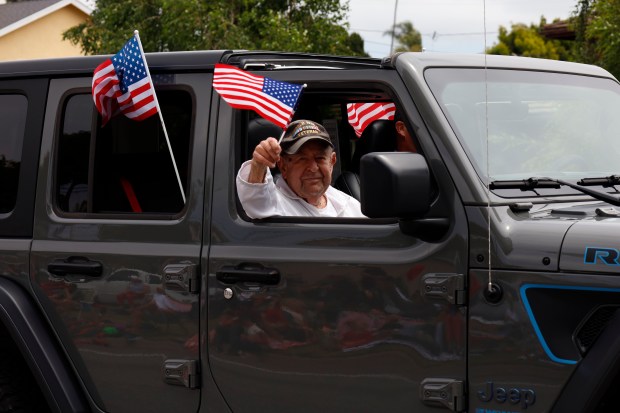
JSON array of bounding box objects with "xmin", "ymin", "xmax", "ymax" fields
[{"xmin": 248, "ymin": 137, "xmax": 282, "ymax": 183}]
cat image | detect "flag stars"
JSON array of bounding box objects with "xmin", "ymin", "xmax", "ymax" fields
[
  {"xmin": 93, "ymin": 34, "xmax": 158, "ymax": 126},
  {"xmin": 110, "ymin": 36, "xmax": 148, "ymax": 93},
  {"xmin": 263, "ymin": 78, "xmax": 302, "ymax": 108}
]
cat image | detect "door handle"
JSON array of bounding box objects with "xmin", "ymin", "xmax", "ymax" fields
[
  {"xmin": 216, "ymin": 264, "xmax": 280, "ymax": 285},
  {"xmin": 48, "ymin": 256, "xmax": 103, "ymax": 277}
]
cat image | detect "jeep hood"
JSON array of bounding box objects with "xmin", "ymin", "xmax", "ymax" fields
[
  {"xmin": 528, "ymin": 202, "xmax": 620, "ymax": 275},
  {"xmin": 476, "ymin": 203, "xmax": 620, "ymax": 273},
  {"xmin": 560, "ymin": 216, "xmax": 620, "ymax": 275}
]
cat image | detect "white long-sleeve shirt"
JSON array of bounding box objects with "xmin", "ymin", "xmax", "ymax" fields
[{"xmin": 236, "ymin": 161, "xmax": 365, "ymax": 219}]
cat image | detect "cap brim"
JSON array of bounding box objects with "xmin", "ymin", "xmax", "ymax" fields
[{"xmin": 282, "ymin": 135, "xmax": 334, "ymax": 154}]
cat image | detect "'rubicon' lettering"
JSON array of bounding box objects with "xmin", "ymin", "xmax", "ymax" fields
[{"xmin": 584, "ymin": 247, "xmax": 620, "ymax": 265}]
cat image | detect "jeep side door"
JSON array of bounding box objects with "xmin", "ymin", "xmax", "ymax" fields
[
  {"xmin": 0, "ymin": 77, "xmax": 46, "ymax": 281},
  {"xmin": 206, "ymin": 63, "xmax": 469, "ymax": 412},
  {"xmin": 30, "ymin": 73, "xmax": 209, "ymax": 413}
]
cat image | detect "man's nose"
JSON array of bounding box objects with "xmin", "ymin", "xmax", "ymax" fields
[{"xmin": 307, "ymin": 159, "xmax": 319, "ymax": 171}]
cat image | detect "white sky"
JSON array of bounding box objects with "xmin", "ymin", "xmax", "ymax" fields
[{"xmin": 348, "ymin": 0, "xmax": 578, "ymax": 57}]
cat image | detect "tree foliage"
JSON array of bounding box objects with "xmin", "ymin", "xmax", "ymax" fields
[
  {"xmin": 575, "ymin": 0, "xmax": 620, "ymax": 78},
  {"xmin": 572, "ymin": 0, "xmax": 597, "ymax": 63},
  {"xmin": 63, "ymin": 0, "xmax": 367, "ymax": 56},
  {"xmin": 488, "ymin": 0, "xmax": 620, "ymax": 78},
  {"xmin": 384, "ymin": 21, "xmax": 422, "ymax": 52},
  {"xmin": 486, "ymin": 18, "xmax": 576, "ymax": 61}
]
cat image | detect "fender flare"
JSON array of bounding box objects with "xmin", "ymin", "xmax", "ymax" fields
[
  {"xmin": 0, "ymin": 277, "xmax": 88, "ymax": 413},
  {"xmin": 551, "ymin": 308, "xmax": 620, "ymax": 413}
]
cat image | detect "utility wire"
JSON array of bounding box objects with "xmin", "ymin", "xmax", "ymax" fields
[{"xmin": 352, "ymin": 28, "xmax": 498, "ymax": 37}]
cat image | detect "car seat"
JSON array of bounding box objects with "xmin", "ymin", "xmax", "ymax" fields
[
  {"xmin": 246, "ymin": 117, "xmax": 285, "ymax": 177},
  {"xmin": 247, "ymin": 117, "xmax": 283, "ymax": 158},
  {"xmin": 335, "ymin": 119, "xmax": 397, "ymax": 200}
]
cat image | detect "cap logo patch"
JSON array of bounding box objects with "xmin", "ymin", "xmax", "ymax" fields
[{"xmin": 293, "ymin": 123, "xmax": 321, "ymax": 140}]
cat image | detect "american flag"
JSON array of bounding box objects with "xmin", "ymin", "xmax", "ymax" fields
[
  {"xmin": 213, "ymin": 64, "xmax": 304, "ymax": 129},
  {"xmin": 92, "ymin": 34, "xmax": 158, "ymax": 126},
  {"xmin": 347, "ymin": 102, "xmax": 396, "ymax": 137}
]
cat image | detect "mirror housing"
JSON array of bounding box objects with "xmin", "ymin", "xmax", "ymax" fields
[{"xmin": 360, "ymin": 152, "xmax": 431, "ymax": 219}]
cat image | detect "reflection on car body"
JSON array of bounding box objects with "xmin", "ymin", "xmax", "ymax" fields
[{"xmin": 76, "ymin": 268, "xmax": 159, "ymax": 305}]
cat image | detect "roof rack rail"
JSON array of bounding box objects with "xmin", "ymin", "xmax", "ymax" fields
[{"xmin": 223, "ymin": 51, "xmax": 384, "ymax": 71}]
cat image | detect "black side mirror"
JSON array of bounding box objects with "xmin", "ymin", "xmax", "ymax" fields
[{"xmin": 359, "ymin": 152, "xmax": 431, "ymax": 219}]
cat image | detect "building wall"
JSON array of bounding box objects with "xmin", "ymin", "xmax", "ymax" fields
[{"xmin": 0, "ymin": 6, "xmax": 89, "ymax": 61}]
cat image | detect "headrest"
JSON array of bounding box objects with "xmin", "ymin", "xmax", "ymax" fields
[
  {"xmin": 352, "ymin": 119, "xmax": 397, "ymax": 172},
  {"xmin": 359, "ymin": 119, "xmax": 397, "ymax": 152},
  {"xmin": 247, "ymin": 117, "xmax": 282, "ymax": 157}
]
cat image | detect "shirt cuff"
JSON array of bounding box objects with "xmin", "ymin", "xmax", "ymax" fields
[{"xmin": 237, "ymin": 160, "xmax": 273, "ymax": 185}]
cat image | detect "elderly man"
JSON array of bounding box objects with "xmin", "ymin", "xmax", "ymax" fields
[{"xmin": 237, "ymin": 119, "xmax": 365, "ymax": 218}]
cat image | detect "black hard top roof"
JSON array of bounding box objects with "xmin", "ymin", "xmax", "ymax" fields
[
  {"xmin": 0, "ymin": 50, "xmax": 226, "ymax": 79},
  {"xmin": 0, "ymin": 50, "xmax": 384, "ymax": 79}
]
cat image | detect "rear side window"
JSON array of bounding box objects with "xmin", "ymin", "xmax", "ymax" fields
[
  {"xmin": 0, "ymin": 94, "xmax": 27, "ymax": 214},
  {"xmin": 55, "ymin": 89, "xmax": 192, "ymax": 217}
]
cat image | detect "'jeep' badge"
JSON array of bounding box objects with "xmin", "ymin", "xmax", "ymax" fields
[{"xmin": 477, "ymin": 381, "xmax": 536, "ymax": 410}]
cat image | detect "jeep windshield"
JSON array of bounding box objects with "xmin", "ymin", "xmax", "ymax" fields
[{"xmin": 425, "ymin": 68, "xmax": 620, "ymax": 192}]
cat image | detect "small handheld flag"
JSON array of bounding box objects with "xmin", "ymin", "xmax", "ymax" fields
[
  {"xmin": 213, "ymin": 64, "xmax": 305, "ymax": 129},
  {"xmin": 92, "ymin": 31, "xmax": 186, "ymax": 204},
  {"xmin": 347, "ymin": 102, "xmax": 396, "ymax": 138},
  {"xmin": 92, "ymin": 33, "xmax": 158, "ymax": 126}
]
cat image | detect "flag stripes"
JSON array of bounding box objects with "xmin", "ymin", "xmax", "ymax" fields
[
  {"xmin": 92, "ymin": 34, "xmax": 158, "ymax": 126},
  {"xmin": 347, "ymin": 102, "xmax": 396, "ymax": 137},
  {"xmin": 213, "ymin": 64, "xmax": 304, "ymax": 129}
]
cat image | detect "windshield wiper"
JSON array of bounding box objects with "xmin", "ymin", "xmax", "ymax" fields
[
  {"xmin": 577, "ymin": 175, "xmax": 620, "ymax": 187},
  {"xmin": 490, "ymin": 177, "xmax": 620, "ymax": 207},
  {"xmin": 489, "ymin": 178, "xmax": 560, "ymax": 190}
]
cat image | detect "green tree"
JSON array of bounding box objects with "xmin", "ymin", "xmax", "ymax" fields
[
  {"xmin": 575, "ymin": 0, "xmax": 620, "ymax": 78},
  {"xmin": 63, "ymin": 0, "xmax": 367, "ymax": 56},
  {"xmin": 572, "ymin": 0, "xmax": 598, "ymax": 63},
  {"xmin": 345, "ymin": 32, "xmax": 370, "ymax": 57},
  {"xmin": 384, "ymin": 21, "xmax": 422, "ymax": 52},
  {"xmin": 487, "ymin": 18, "xmax": 576, "ymax": 61}
]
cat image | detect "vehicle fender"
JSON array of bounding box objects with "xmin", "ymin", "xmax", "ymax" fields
[
  {"xmin": 551, "ymin": 308, "xmax": 620, "ymax": 413},
  {"xmin": 0, "ymin": 277, "xmax": 88, "ymax": 413}
]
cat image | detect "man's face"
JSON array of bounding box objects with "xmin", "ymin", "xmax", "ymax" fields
[
  {"xmin": 395, "ymin": 120, "xmax": 418, "ymax": 153},
  {"xmin": 279, "ymin": 140, "xmax": 336, "ymax": 201}
]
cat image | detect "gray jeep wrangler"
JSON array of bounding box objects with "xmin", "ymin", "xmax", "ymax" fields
[{"xmin": 0, "ymin": 50, "xmax": 619, "ymax": 413}]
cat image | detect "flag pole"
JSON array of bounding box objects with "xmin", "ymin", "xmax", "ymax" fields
[
  {"xmin": 134, "ymin": 30, "xmax": 186, "ymax": 204},
  {"xmin": 278, "ymin": 83, "xmax": 307, "ymax": 144}
]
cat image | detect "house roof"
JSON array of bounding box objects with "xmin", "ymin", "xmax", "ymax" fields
[
  {"xmin": 0, "ymin": 0, "xmax": 93, "ymax": 38},
  {"xmin": 540, "ymin": 21, "xmax": 576, "ymax": 40}
]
